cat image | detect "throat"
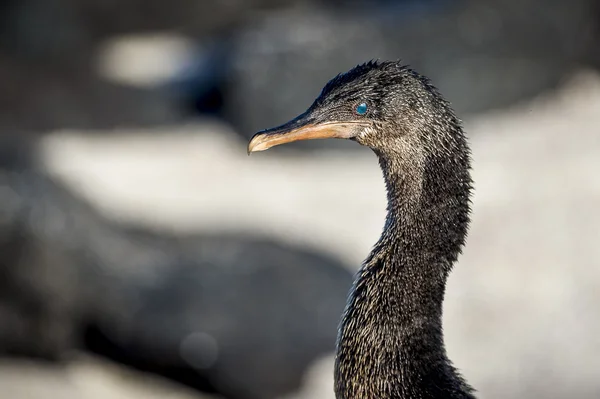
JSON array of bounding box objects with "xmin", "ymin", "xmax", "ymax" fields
[
  {"xmin": 334, "ymin": 244, "xmax": 452, "ymax": 398},
  {"xmin": 333, "ymin": 149, "xmax": 473, "ymax": 398}
]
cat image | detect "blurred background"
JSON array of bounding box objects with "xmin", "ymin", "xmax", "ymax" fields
[{"xmin": 0, "ymin": 0, "xmax": 599, "ymax": 398}]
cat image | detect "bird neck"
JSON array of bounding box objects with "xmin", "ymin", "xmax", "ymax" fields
[{"xmin": 334, "ymin": 141, "xmax": 473, "ymax": 399}]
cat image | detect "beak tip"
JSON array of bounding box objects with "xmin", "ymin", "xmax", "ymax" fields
[
  {"xmin": 247, "ymin": 132, "xmax": 265, "ymax": 155},
  {"xmin": 247, "ymin": 139, "xmax": 257, "ymax": 155}
]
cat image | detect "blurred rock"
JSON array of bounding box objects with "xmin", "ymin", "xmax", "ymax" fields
[
  {"xmin": 1, "ymin": 0, "xmax": 598, "ymax": 143},
  {"xmin": 1, "ymin": 0, "xmax": 598, "ymax": 141},
  {"xmin": 0, "ymin": 136, "xmax": 353, "ymax": 398},
  {"xmin": 0, "ymin": 0, "xmax": 299, "ymax": 133},
  {"xmin": 0, "ymin": 0, "xmax": 298, "ymax": 58},
  {"xmin": 0, "ymin": 52, "xmax": 183, "ymax": 132},
  {"xmin": 222, "ymin": 0, "xmax": 599, "ymax": 148},
  {"xmin": 86, "ymin": 230, "xmax": 353, "ymax": 399}
]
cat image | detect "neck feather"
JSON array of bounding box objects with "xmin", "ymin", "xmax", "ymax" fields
[{"xmin": 334, "ymin": 132, "xmax": 473, "ymax": 399}]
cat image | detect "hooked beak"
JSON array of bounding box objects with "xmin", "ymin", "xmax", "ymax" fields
[{"xmin": 247, "ymin": 112, "xmax": 364, "ymax": 154}]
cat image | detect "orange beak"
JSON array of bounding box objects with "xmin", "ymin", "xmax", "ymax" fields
[{"xmin": 247, "ymin": 121, "xmax": 361, "ymax": 154}]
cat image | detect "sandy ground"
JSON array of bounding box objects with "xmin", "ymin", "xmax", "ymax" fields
[{"xmin": 32, "ymin": 69, "xmax": 600, "ymax": 398}]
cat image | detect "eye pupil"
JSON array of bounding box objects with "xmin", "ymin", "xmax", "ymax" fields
[{"xmin": 356, "ymin": 103, "xmax": 368, "ymax": 115}]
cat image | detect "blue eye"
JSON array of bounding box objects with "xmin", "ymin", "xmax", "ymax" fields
[{"xmin": 355, "ymin": 102, "xmax": 368, "ymax": 115}]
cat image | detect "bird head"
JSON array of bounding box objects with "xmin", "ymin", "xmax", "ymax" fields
[{"xmin": 247, "ymin": 60, "xmax": 456, "ymax": 155}]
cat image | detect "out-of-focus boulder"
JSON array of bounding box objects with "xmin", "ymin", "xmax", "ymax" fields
[
  {"xmin": 222, "ymin": 0, "xmax": 599, "ymax": 148},
  {"xmin": 0, "ymin": 137, "xmax": 353, "ymax": 398}
]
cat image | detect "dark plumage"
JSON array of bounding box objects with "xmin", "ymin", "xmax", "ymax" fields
[{"xmin": 248, "ymin": 60, "xmax": 475, "ymax": 398}]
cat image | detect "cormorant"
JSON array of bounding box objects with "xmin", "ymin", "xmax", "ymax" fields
[{"xmin": 248, "ymin": 60, "xmax": 475, "ymax": 398}]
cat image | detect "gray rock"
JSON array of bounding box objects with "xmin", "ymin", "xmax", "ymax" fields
[
  {"xmin": 223, "ymin": 0, "xmax": 598, "ymax": 147},
  {"xmin": 0, "ymin": 137, "xmax": 353, "ymax": 398}
]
